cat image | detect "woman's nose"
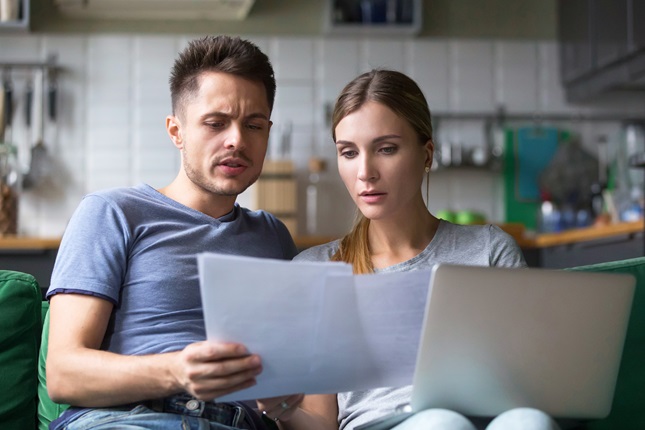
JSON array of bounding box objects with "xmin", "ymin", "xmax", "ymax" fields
[{"xmin": 357, "ymin": 156, "xmax": 378, "ymax": 182}]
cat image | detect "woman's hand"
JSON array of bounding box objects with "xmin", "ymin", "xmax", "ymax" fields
[{"xmin": 257, "ymin": 393, "xmax": 305, "ymax": 422}]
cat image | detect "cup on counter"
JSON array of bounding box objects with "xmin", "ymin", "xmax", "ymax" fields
[
  {"xmin": 436, "ymin": 209, "xmax": 456, "ymax": 223},
  {"xmin": 436, "ymin": 209, "xmax": 486, "ymax": 225},
  {"xmin": 455, "ymin": 210, "xmax": 486, "ymax": 225}
]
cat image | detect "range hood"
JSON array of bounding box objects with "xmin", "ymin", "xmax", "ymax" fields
[{"xmin": 53, "ymin": 0, "xmax": 255, "ymax": 20}]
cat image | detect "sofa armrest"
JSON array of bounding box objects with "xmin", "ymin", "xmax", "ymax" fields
[{"xmin": 569, "ymin": 257, "xmax": 645, "ymax": 430}]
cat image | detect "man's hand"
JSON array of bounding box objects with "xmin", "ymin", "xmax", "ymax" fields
[{"xmin": 172, "ymin": 341, "xmax": 263, "ymax": 400}]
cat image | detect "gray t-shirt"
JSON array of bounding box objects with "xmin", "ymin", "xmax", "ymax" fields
[
  {"xmin": 47, "ymin": 183, "xmax": 298, "ymax": 356},
  {"xmin": 294, "ymin": 221, "xmax": 526, "ymax": 430}
]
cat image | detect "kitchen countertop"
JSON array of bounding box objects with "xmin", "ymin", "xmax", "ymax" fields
[
  {"xmin": 0, "ymin": 220, "xmax": 642, "ymax": 251},
  {"xmin": 507, "ymin": 220, "xmax": 644, "ymax": 249},
  {"xmin": 0, "ymin": 236, "xmax": 338, "ymax": 251},
  {"xmin": 0, "ymin": 236, "xmax": 61, "ymax": 250}
]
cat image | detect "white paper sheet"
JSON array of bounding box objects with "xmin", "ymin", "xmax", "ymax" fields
[{"xmin": 197, "ymin": 252, "xmax": 432, "ymax": 402}]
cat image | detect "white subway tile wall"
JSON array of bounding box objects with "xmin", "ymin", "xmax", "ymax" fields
[{"xmin": 1, "ymin": 34, "xmax": 644, "ymax": 237}]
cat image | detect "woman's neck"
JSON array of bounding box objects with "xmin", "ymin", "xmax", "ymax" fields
[{"xmin": 368, "ymin": 205, "xmax": 439, "ymax": 269}]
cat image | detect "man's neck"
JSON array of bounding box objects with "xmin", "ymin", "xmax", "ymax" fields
[{"xmin": 158, "ymin": 177, "xmax": 237, "ymax": 219}]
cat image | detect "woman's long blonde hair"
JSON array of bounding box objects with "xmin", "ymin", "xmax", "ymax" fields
[{"xmin": 330, "ymin": 70, "xmax": 434, "ymax": 274}]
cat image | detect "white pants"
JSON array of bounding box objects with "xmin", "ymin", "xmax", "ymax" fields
[{"xmin": 391, "ymin": 408, "xmax": 562, "ymax": 430}]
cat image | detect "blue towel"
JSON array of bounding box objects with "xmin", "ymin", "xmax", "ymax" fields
[{"xmin": 515, "ymin": 126, "xmax": 560, "ymax": 201}]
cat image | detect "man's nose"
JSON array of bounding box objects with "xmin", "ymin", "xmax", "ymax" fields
[{"xmin": 224, "ymin": 124, "xmax": 246, "ymax": 151}]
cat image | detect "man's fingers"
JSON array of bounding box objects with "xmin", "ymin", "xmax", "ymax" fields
[
  {"xmin": 193, "ymin": 372, "xmax": 259, "ymax": 400},
  {"xmin": 184, "ymin": 341, "xmax": 250, "ymax": 362},
  {"xmin": 188, "ymin": 354, "xmax": 261, "ymax": 381}
]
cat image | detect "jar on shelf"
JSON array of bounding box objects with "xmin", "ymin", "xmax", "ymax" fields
[
  {"xmin": 0, "ymin": 142, "xmax": 20, "ymax": 235},
  {"xmin": 306, "ymin": 157, "xmax": 328, "ymax": 236}
]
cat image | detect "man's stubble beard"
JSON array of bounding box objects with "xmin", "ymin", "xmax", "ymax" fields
[{"xmin": 182, "ymin": 149, "xmax": 262, "ymax": 197}]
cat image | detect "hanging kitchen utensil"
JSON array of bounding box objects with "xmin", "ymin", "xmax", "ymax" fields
[
  {"xmin": 47, "ymin": 68, "xmax": 57, "ymax": 122},
  {"xmin": 23, "ymin": 69, "xmax": 50, "ymax": 189},
  {"xmin": 0, "ymin": 77, "xmax": 4, "ymax": 143},
  {"xmin": 2, "ymin": 69, "xmax": 13, "ymax": 144},
  {"xmin": 20, "ymin": 72, "xmax": 34, "ymax": 172}
]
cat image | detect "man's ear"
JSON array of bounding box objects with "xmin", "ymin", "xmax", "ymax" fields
[
  {"xmin": 424, "ymin": 139, "xmax": 434, "ymax": 169},
  {"xmin": 166, "ymin": 115, "xmax": 183, "ymax": 149}
]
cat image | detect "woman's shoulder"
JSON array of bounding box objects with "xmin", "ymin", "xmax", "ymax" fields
[
  {"xmin": 439, "ymin": 221, "xmax": 510, "ymax": 240},
  {"xmin": 437, "ymin": 221, "xmax": 520, "ymax": 249},
  {"xmin": 294, "ymin": 239, "xmax": 341, "ymax": 262}
]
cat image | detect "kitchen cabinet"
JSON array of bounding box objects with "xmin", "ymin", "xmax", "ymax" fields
[
  {"xmin": 518, "ymin": 221, "xmax": 644, "ymax": 269},
  {"xmin": 559, "ymin": 0, "xmax": 593, "ymax": 84},
  {"xmin": 558, "ymin": 0, "xmax": 645, "ymax": 101},
  {"xmin": 0, "ymin": 238, "xmax": 59, "ymax": 298},
  {"xmin": 0, "ymin": 0, "xmax": 29, "ymax": 32},
  {"xmin": 523, "ymin": 232, "xmax": 643, "ymax": 269},
  {"xmin": 632, "ymin": 0, "xmax": 645, "ymax": 52},
  {"xmin": 593, "ymin": 0, "xmax": 628, "ymax": 69},
  {"xmin": 324, "ymin": 0, "xmax": 422, "ymax": 36}
]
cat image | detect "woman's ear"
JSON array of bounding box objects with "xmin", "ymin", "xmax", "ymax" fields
[
  {"xmin": 166, "ymin": 115, "xmax": 183, "ymax": 149},
  {"xmin": 424, "ymin": 139, "xmax": 434, "ymax": 170}
]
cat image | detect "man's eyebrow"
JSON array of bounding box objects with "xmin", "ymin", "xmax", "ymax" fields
[
  {"xmin": 246, "ymin": 113, "xmax": 270, "ymax": 121},
  {"xmin": 200, "ymin": 112, "xmax": 269, "ymax": 121}
]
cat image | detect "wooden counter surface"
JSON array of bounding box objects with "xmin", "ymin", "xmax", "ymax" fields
[
  {"xmin": 511, "ymin": 220, "xmax": 644, "ymax": 248},
  {"xmin": 0, "ymin": 236, "xmax": 61, "ymax": 250},
  {"xmin": 294, "ymin": 222, "xmax": 645, "ymax": 250},
  {"xmin": 1, "ymin": 220, "xmax": 642, "ymax": 251},
  {"xmin": 0, "ymin": 236, "xmax": 339, "ymax": 251}
]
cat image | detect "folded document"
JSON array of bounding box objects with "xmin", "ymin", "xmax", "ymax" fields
[{"xmin": 197, "ymin": 252, "xmax": 431, "ymax": 402}]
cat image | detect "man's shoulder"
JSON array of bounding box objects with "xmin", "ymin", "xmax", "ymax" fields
[
  {"xmin": 81, "ymin": 184, "xmax": 158, "ymax": 210},
  {"xmin": 86, "ymin": 184, "xmax": 152, "ymax": 200}
]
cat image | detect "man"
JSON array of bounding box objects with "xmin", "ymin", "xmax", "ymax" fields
[{"xmin": 46, "ymin": 35, "xmax": 297, "ymax": 430}]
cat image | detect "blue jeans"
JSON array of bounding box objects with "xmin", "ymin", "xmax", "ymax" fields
[{"xmin": 51, "ymin": 395, "xmax": 268, "ymax": 430}]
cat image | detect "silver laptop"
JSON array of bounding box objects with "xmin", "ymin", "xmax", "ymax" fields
[{"xmin": 357, "ymin": 264, "xmax": 635, "ymax": 430}]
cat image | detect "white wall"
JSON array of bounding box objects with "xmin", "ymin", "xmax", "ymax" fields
[{"xmin": 1, "ymin": 34, "xmax": 644, "ymax": 238}]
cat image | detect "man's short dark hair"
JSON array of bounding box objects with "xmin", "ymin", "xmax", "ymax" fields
[{"xmin": 169, "ymin": 35, "xmax": 276, "ymax": 118}]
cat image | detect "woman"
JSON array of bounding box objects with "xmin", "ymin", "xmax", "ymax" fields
[{"xmin": 257, "ymin": 70, "xmax": 560, "ymax": 430}]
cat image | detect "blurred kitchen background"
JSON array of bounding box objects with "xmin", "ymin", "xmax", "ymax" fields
[{"xmin": 2, "ymin": 0, "xmax": 645, "ymax": 284}]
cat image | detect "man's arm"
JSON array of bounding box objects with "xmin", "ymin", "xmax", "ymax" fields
[{"xmin": 46, "ymin": 293, "xmax": 262, "ymax": 407}]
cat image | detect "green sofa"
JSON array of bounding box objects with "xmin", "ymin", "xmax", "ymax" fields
[
  {"xmin": 1, "ymin": 257, "xmax": 643, "ymax": 430},
  {"xmin": 0, "ymin": 271, "xmax": 67, "ymax": 430}
]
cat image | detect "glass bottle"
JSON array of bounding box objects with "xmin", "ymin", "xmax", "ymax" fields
[
  {"xmin": 0, "ymin": 142, "xmax": 20, "ymax": 235},
  {"xmin": 306, "ymin": 157, "xmax": 327, "ymax": 236}
]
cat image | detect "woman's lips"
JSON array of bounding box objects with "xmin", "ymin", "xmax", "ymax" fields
[{"xmin": 359, "ymin": 192, "xmax": 386, "ymax": 204}]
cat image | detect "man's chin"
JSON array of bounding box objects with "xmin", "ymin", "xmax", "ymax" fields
[{"xmin": 212, "ymin": 182, "xmax": 254, "ymax": 197}]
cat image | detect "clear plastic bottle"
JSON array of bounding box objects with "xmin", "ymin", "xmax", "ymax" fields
[{"xmin": 537, "ymin": 191, "xmax": 561, "ymax": 233}]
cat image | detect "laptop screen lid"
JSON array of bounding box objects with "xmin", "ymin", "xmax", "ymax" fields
[{"xmin": 410, "ymin": 264, "xmax": 635, "ymax": 419}]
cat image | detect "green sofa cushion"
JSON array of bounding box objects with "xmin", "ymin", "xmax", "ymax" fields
[
  {"xmin": 570, "ymin": 256, "xmax": 645, "ymax": 430},
  {"xmin": 37, "ymin": 304, "xmax": 69, "ymax": 430},
  {"xmin": 0, "ymin": 270, "xmax": 41, "ymax": 430}
]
